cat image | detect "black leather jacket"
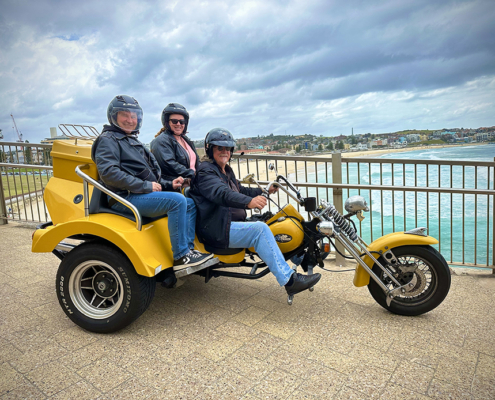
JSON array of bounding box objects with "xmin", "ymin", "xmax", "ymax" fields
[
  {"xmin": 190, "ymin": 159, "xmax": 262, "ymax": 248},
  {"xmin": 150, "ymin": 131, "xmax": 199, "ymax": 181},
  {"xmin": 91, "ymin": 125, "xmax": 174, "ymax": 196}
]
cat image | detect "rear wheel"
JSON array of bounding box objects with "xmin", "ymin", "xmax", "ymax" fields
[
  {"xmin": 367, "ymin": 245, "xmax": 451, "ymax": 316},
  {"xmin": 56, "ymin": 243, "xmax": 155, "ymax": 333}
]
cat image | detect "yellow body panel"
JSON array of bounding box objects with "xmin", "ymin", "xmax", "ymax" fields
[
  {"xmin": 195, "ymin": 240, "xmax": 246, "ymax": 263},
  {"xmin": 44, "ymin": 178, "xmax": 92, "ymax": 225},
  {"xmin": 248, "ymin": 204, "xmax": 305, "ymax": 254},
  {"xmin": 51, "ymin": 140, "xmax": 98, "ymax": 182},
  {"xmin": 32, "ymin": 214, "xmax": 174, "ymax": 277},
  {"xmin": 353, "ymin": 231, "xmax": 439, "ymax": 287}
]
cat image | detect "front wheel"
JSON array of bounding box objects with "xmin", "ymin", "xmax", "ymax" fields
[
  {"xmin": 367, "ymin": 245, "xmax": 451, "ymax": 316},
  {"xmin": 56, "ymin": 243, "xmax": 156, "ymax": 333}
]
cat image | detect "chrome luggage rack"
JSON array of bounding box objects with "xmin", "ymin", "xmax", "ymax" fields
[{"xmin": 58, "ymin": 124, "xmax": 100, "ymax": 141}]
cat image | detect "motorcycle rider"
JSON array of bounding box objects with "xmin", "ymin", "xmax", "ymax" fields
[
  {"xmin": 150, "ymin": 103, "xmax": 199, "ymax": 187},
  {"xmin": 91, "ymin": 95, "xmax": 213, "ymax": 271},
  {"xmin": 190, "ymin": 128, "xmax": 321, "ymax": 297}
]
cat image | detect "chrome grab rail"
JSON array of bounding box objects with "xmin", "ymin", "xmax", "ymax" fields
[{"xmin": 75, "ymin": 164, "xmax": 142, "ymax": 231}]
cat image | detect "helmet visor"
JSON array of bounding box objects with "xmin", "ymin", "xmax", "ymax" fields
[
  {"xmin": 209, "ymin": 139, "xmax": 236, "ymax": 148},
  {"xmin": 110, "ymin": 107, "xmax": 143, "ymax": 133}
]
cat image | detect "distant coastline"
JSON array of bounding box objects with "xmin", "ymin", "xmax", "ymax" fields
[{"xmin": 315, "ymin": 142, "xmax": 488, "ymax": 159}]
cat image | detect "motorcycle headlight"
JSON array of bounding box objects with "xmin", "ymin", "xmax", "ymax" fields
[
  {"xmin": 344, "ymin": 195, "xmax": 369, "ymax": 213},
  {"xmin": 317, "ymin": 221, "xmax": 334, "ymax": 236}
]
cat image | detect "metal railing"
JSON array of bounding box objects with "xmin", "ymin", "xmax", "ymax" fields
[
  {"xmin": 1, "ymin": 141, "xmax": 494, "ymax": 269},
  {"xmin": 1, "ymin": 141, "xmax": 54, "ymax": 224},
  {"xmin": 230, "ymin": 153, "xmax": 495, "ymax": 269}
]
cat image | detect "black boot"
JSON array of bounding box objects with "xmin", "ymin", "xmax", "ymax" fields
[{"xmin": 285, "ymin": 272, "xmax": 321, "ymax": 296}]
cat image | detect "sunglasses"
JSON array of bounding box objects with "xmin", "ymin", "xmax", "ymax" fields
[
  {"xmin": 169, "ymin": 119, "xmax": 186, "ymax": 125},
  {"xmin": 215, "ymin": 146, "xmax": 233, "ymax": 152}
]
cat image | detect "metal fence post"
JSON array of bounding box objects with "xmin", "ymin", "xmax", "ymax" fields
[
  {"xmin": 0, "ymin": 172, "xmax": 7, "ymax": 225},
  {"xmin": 332, "ymin": 152, "xmax": 345, "ymax": 266}
]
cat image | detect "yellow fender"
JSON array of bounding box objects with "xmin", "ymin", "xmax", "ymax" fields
[
  {"xmin": 353, "ymin": 231, "xmax": 439, "ymax": 287},
  {"xmin": 32, "ymin": 214, "xmax": 175, "ymax": 277}
]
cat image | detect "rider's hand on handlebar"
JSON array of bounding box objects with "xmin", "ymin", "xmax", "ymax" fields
[
  {"xmin": 172, "ymin": 177, "xmax": 184, "ymax": 190},
  {"xmin": 152, "ymin": 182, "xmax": 162, "ymax": 192},
  {"xmin": 247, "ymin": 196, "xmax": 267, "ymax": 209}
]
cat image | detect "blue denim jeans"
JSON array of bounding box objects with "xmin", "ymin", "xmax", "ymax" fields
[
  {"xmin": 229, "ymin": 221, "xmax": 294, "ymax": 286},
  {"xmin": 110, "ymin": 192, "xmax": 196, "ymax": 260}
]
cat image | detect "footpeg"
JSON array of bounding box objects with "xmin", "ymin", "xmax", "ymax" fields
[{"xmin": 174, "ymin": 257, "xmax": 219, "ymax": 278}]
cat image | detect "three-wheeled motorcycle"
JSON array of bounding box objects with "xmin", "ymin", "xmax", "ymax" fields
[{"xmin": 32, "ymin": 129, "xmax": 451, "ymax": 333}]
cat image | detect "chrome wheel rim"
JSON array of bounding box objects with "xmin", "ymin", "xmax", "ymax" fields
[
  {"xmin": 69, "ymin": 261, "xmax": 124, "ymax": 319},
  {"xmin": 380, "ymin": 254, "xmax": 436, "ymax": 305}
]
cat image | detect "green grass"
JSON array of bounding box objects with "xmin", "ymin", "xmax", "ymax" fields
[{"xmin": 1, "ymin": 173, "xmax": 50, "ymax": 199}]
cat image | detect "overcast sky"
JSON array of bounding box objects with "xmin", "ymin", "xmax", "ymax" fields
[{"xmin": 1, "ymin": 0, "xmax": 494, "ymax": 143}]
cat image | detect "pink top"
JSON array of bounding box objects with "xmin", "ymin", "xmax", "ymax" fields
[{"xmin": 175, "ymin": 135, "xmax": 197, "ymax": 171}]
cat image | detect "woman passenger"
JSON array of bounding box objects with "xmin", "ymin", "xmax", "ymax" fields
[{"xmin": 150, "ymin": 103, "xmax": 198, "ymax": 188}]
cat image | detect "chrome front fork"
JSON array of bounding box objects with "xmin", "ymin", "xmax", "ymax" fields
[{"xmin": 334, "ymin": 232, "xmax": 410, "ymax": 306}]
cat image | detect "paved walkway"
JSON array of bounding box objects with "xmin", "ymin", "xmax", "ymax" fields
[{"xmin": 0, "ymin": 223, "xmax": 494, "ymax": 399}]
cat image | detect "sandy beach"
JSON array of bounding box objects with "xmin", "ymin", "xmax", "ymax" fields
[{"xmin": 232, "ymin": 142, "xmax": 486, "ymax": 180}]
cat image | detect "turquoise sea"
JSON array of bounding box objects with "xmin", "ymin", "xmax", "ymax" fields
[{"xmin": 299, "ymin": 144, "xmax": 495, "ymax": 266}]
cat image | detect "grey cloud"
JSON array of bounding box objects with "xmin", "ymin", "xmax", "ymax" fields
[{"xmin": 0, "ymin": 0, "xmax": 494, "ymax": 143}]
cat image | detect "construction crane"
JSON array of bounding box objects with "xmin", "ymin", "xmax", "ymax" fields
[{"xmin": 10, "ymin": 114, "xmax": 24, "ymax": 142}]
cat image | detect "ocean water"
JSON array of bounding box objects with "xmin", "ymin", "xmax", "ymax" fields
[{"xmin": 293, "ymin": 145, "xmax": 495, "ymax": 265}]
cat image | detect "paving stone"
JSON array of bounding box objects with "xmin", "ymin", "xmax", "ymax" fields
[
  {"xmin": 427, "ymin": 378, "xmax": 472, "ymax": 400},
  {"xmin": 297, "ymin": 368, "xmax": 346, "ymax": 398},
  {"xmin": 251, "ymin": 367, "xmax": 303, "ymax": 399},
  {"xmin": 0, "ymin": 338, "xmax": 23, "ymax": 362},
  {"xmin": 218, "ymin": 350, "xmax": 274, "ymax": 378},
  {"xmin": 253, "ymin": 316, "xmax": 299, "ymax": 340},
  {"xmin": 308, "ymin": 347, "xmax": 361, "ymax": 375},
  {"xmin": 26, "ymin": 361, "xmax": 81, "ymax": 397},
  {"xmin": 9, "ymin": 338, "xmax": 69, "ymax": 374},
  {"xmin": 434, "ymin": 355, "xmax": 476, "ymax": 387},
  {"xmin": 49, "ymin": 380, "xmax": 101, "ymax": 400},
  {"xmin": 215, "ymin": 320, "xmax": 261, "ymax": 342},
  {"xmin": 0, "ymin": 362, "xmax": 40, "ymax": 397},
  {"xmin": 379, "ymin": 382, "xmax": 430, "ymax": 400},
  {"xmin": 76, "ymin": 357, "xmax": 133, "ymax": 393},
  {"xmin": 471, "ymin": 375, "xmax": 495, "ymax": 400},
  {"xmin": 97, "ymin": 378, "xmax": 159, "ymax": 400},
  {"xmin": 239, "ymin": 332, "xmax": 285, "ymax": 360},
  {"xmin": 345, "ymin": 365, "xmax": 392, "ymax": 397},
  {"xmin": 200, "ymin": 370, "xmax": 255, "ymax": 399},
  {"xmin": 233, "ymin": 306, "xmax": 272, "ymax": 327},
  {"xmin": 390, "ymin": 361, "xmax": 435, "ymax": 394}
]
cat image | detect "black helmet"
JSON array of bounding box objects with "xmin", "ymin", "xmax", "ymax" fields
[
  {"xmin": 107, "ymin": 95, "xmax": 143, "ymax": 133},
  {"xmin": 161, "ymin": 103, "xmax": 189, "ymax": 133},
  {"xmin": 204, "ymin": 128, "xmax": 236, "ymax": 159}
]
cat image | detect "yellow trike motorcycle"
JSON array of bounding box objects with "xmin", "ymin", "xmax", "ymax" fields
[{"xmin": 32, "ymin": 136, "xmax": 451, "ymax": 333}]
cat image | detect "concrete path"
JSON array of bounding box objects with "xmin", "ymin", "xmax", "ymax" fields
[{"xmin": 0, "ymin": 223, "xmax": 494, "ymax": 399}]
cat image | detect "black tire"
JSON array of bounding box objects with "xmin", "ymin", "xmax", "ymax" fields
[
  {"xmin": 56, "ymin": 243, "xmax": 156, "ymax": 333},
  {"xmin": 367, "ymin": 245, "xmax": 451, "ymax": 316}
]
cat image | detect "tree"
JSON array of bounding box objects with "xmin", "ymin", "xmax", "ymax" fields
[
  {"xmin": 350, "ymin": 135, "xmax": 357, "ymax": 145},
  {"xmin": 327, "ymin": 142, "xmax": 334, "ymax": 150},
  {"xmin": 24, "ymin": 141, "xmax": 32, "ymax": 164},
  {"xmin": 337, "ymin": 140, "xmax": 344, "ymax": 150},
  {"xmin": 318, "ymin": 144, "xmax": 323, "ymax": 151}
]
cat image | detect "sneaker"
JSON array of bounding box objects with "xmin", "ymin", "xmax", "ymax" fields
[
  {"xmin": 173, "ymin": 251, "xmax": 213, "ymax": 271},
  {"xmin": 285, "ymin": 272, "xmax": 321, "ymax": 296}
]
